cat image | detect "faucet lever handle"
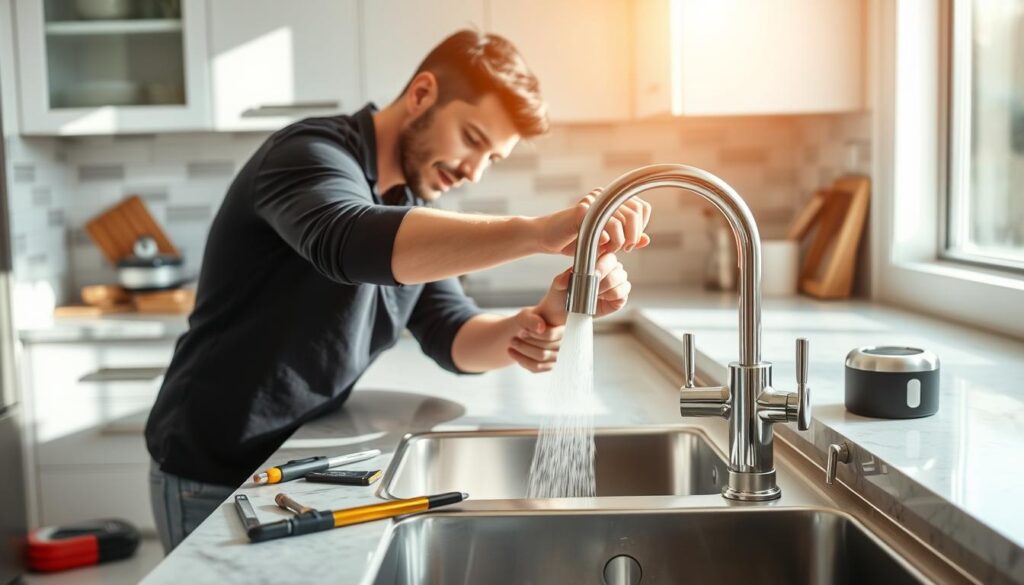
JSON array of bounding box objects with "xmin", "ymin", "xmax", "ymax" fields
[
  {"xmin": 682, "ymin": 333, "xmax": 696, "ymax": 388},
  {"xmin": 794, "ymin": 337, "xmax": 811, "ymax": 431},
  {"xmin": 796, "ymin": 337, "xmax": 809, "ymax": 387}
]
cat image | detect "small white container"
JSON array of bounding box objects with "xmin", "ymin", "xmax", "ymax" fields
[{"xmin": 761, "ymin": 240, "xmax": 799, "ymax": 296}]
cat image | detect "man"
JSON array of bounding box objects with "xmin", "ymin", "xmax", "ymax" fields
[{"xmin": 145, "ymin": 29, "xmax": 651, "ymax": 552}]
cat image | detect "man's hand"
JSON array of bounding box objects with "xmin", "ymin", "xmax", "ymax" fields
[
  {"xmin": 506, "ymin": 308, "xmax": 564, "ymax": 373},
  {"xmin": 536, "ymin": 189, "xmax": 652, "ymax": 257},
  {"xmin": 506, "ymin": 253, "xmax": 631, "ymax": 373}
]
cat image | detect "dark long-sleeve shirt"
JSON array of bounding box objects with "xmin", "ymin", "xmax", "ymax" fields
[{"xmin": 145, "ymin": 105, "xmax": 483, "ymax": 486}]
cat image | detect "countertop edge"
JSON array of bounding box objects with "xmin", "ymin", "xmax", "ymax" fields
[{"xmin": 630, "ymin": 309, "xmax": 1023, "ymax": 584}]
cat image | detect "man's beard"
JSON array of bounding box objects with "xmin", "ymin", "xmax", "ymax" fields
[{"xmin": 397, "ymin": 106, "xmax": 439, "ymax": 202}]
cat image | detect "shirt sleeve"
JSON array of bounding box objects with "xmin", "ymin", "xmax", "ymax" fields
[
  {"xmin": 407, "ymin": 278, "xmax": 485, "ymax": 375},
  {"xmin": 251, "ymin": 129, "xmax": 411, "ymax": 286}
]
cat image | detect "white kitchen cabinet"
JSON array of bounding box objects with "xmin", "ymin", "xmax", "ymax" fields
[
  {"xmin": 14, "ymin": 0, "xmax": 211, "ymax": 135},
  {"xmin": 489, "ymin": 0, "xmax": 632, "ymax": 123},
  {"xmin": 634, "ymin": 0, "xmax": 864, "ymax": 117},
  {"xmin": 361, "ymin": 0, "xmax": 486, "ymax": 108},
  {"xmin": 208, "ymin": 0, "xmax": 361, "ymax": 131},
  {"xmin": 22, "ymin": 338, "xmax": 176, "ymax": 531}
]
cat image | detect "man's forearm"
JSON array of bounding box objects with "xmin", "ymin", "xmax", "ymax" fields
[
  {"xmin": 450, "ymin": 313, "xmax": 519, "ymax": 373},
  {"xmin": 392, "ymin": 208, "xmax": 542, "ymax": 285}
]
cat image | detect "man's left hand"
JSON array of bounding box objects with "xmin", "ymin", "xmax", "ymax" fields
[{"xmin": 506, "ymin": 253, "xmax": 631, "ymax": 373}]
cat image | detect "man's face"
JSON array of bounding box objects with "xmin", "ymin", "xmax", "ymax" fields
[{"xmin": 398, "ymin": 93, "xmax": 521, "ymax": 202}]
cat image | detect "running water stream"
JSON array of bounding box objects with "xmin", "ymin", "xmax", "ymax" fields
[{"xmin": 526, "ymin": 312, "xmax": 597, "ymax": 498}]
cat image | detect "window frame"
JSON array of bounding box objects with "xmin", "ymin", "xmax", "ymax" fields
[
  {"xmin": 939, "ymin": 0, "xmax": 1024, "ymax": 275},
  {"xmin": 870, "ymin": 0, "xmax": 1024, "ymax": 340}
]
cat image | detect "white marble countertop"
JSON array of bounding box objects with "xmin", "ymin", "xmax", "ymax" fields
[
  {"xmin": 134, "ymin": 287, "xmax": 1023, "ymax": 584},
  {"xmin": 18, "ymin": 313, "xmax": 189, "ymax": 343}
]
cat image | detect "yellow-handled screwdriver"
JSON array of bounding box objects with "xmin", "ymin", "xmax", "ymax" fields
[{"xmin": 247, "ymin": 491, "xmax": 468, "ymax": 543}]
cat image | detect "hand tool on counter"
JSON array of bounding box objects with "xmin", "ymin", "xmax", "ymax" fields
[
  {"xmin": 233, "ymin": 495, "xmax": 260, "ymax": 531},
  {"xmin": 304, "ymin": 469, "xmax": 382, "ymax": 485},
  {"xmin": 251, "ymin": 449, "xmax": 381, "ymax": 485},
  {"xmin": 247, "ymin": 492, "xmax": 468, "ymax": 543},
  {"xmin": 275, "ymin": 493, "xmax": 315, "ymax": 515}
]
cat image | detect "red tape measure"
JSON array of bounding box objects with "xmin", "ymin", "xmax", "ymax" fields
[{"xmin": 28, "ymin": 519, "xmax": 139, "ymax": 572}]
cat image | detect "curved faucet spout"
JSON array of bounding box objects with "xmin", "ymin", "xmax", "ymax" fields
[{"xmin": 566, "ymin": 164, "xmax": 763, "ymax": 366}]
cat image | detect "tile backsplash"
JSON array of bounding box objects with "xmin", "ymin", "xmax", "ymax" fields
[{"xmin": 5, "ymin": 111, "xmax": 870, "ymax": 311}]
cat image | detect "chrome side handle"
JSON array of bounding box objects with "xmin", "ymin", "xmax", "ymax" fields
[
  {"xmin": 794, "ymin": 337, "xmax": 811, "ymax": 431},
  {"xmin": 682, "ymin": 332, "xmax": 696, "ymax": 388},
  {"xmin": 679, "ymin": 332, "xmax": 732, "ymax": 419},
  {"xmin": 826, "ymin": 442, "xmax": 850, "ymax": 485}
]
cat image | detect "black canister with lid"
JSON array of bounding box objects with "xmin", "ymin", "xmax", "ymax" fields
[{"xmin": 844, "ymin": 346, "xmax": 940, "ymax": 419}]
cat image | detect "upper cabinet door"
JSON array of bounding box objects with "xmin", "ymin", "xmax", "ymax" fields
[
  {"xmin": 15, "ymin": 0, "xmax": 211, "ymax": 135},
  {"xmin": 635, "ymin": 0, "xmax": 865, "ymax": 117},
  {"xmin": 362, "ymin": 0, "xmax": 486, "ymax": 108},
  {"xmin": 208, "ymin": 0, "xmax": 361, "ymax": 131},
  {"xmin": 489, "ymin": 0, "xmax": 632, "ymax": 123}
]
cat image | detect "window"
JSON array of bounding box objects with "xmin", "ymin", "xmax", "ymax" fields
[{"xmin": 944, "ymin": 0, "xmax": 1024, "ymax": 272}]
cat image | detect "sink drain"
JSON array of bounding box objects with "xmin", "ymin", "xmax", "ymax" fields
[{"xmin": 603, "ymin": 554, "xmax": 642, "ymax": 585}]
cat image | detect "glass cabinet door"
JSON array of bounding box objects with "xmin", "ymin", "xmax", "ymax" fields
[{"xmin": 16, "ymin": 0, "xmax": 210, "ymax": 134}]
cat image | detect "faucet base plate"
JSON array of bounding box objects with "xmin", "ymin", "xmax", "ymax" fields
[{"xmin": 722, "ymin": 469, "xmax": 781, "ymax": 501}]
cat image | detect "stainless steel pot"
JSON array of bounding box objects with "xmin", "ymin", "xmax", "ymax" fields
[{"xmin": 116, "ymin": 235, "xmax": 186, "ymax": 292}]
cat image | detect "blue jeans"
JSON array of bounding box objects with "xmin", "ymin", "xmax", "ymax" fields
[{"xmin": 148, "ymin": 461, "xmax": 236, "ymax": 553}]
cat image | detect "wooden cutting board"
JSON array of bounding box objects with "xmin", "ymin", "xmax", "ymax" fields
[
  {"xmin": 85, "ymin": 195, "xmax": 179, "ymax": 264},
  {"xmin": 54, "ymin": 304, "xmax": 135, "ymax": 318},
  {"xmin": 787, "ymin": 175, "xmax": 871, "ymax": 299},
  {"xmin": 81, "ymin": 284, "xmax": 130, "ymax": 307},
  {"xmin": 132, "ymin": 288, "xmax": 195, "ymax": 314}
]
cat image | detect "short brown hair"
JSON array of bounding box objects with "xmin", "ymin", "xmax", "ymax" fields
[{"xmin": 400, "ymin": 30, "xmax": 549, "ymax": 137}]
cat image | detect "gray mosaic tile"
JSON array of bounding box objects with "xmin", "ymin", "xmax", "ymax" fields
[
  {"xmin": 818, "ymin": 167, "xmax": 837, "ymax": 186},
  {"xmin": 126, "ymin": 186, "xmax": 170, "ymax": 203},
  {"xmin": 69, "ymin": 228, "xmax": 92, "ymax": 246},
  {"xmin": 12, "ymin": 164, "xmax": 35, "ymax": 183},
  {"xmin": 12, "ymin": 234, "xmax": 27, "ymax": 256},
  {"xmin": 534, "ymin": 174, "xmax": 582, "ymax": 193},
  {"xmin": 718, "ymin": 147, "xmax": 769, "ymax": 165},
  {"xmin": 646, "ymin": 232, "xmax": 683, "ymax": 248},
  {"xmin": 78, "ymin": 164, "xmax": 125, "ymax": 182},
  {"xmin": 763, "ymin": 167, "xmax": 798, "ymax": 188},
  {"xmin": 679, "ymin": 124, "xmax": 729, "ymax": 146},
  {"xmin": 602, "ymin": 151, "xmax": 653, "ymax": 170},
  {"xmin": 31, "ymin": 186, "xmax": 52, "ymax": 208},
  {"xmin": 166, "ymin": 205, "xmax": 212, "ymax": 223},
  {"xmin": 186, "ymin": 161, "xmax": 234, "ymax": 179},
  {"xmin": 495, "ymin": 153, "xmax": 539, "ymax": 171},
  {"xmin": 47, "ymin": 209, "xmax": 65, "ymax": 227},
  {"xmin": 803, "ymin": 145, "xmax": 820, "ymax": 164}
]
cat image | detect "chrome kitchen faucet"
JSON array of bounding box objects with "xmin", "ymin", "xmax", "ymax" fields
[{"xmin": 566, "ymin": 164, "xmax": 811, "ymax": 501}]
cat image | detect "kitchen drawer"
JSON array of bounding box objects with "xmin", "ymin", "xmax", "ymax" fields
[
  {"xmin": 25, "ymin": 340, "xmax": 174, "ymax": 442},
  {"xmin": 36, "ymin": 408, "xmax": 151, "ymax": 466},
  {"xmin": 38, "ymin": 465, "xmax": 155, "ymax": 532}
]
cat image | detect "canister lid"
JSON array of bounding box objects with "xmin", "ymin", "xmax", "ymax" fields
[{"xmin": 845, "ymin": 346, "xmax": 939, "ymax": 373}]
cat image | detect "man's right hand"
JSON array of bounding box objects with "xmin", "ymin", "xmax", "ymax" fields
[{"xmin": 535, "ymin": 188, "xmax": 652, "ymax": 256}]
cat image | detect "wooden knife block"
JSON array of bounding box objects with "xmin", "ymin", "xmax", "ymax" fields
[{"xmin": 786, "ymin": 176, "xmax": 871, "ymax": 299}]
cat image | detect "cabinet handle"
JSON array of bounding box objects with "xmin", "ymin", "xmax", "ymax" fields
[
  {"xmin": 79, "ymin": 367, "xmax": 166, "ymax": 383},
  {"xmin": 241, "ymin": 101, "xmax": 341, "ymax": 117}
]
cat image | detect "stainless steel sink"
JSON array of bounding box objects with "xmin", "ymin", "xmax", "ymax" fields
[
  {"xmin": 380, "ymin": 427, "xmax": 728, "ymax": 500},
  {"xmin": 369, "ymin": 508, "xmax": 929, "ymax": 585}
]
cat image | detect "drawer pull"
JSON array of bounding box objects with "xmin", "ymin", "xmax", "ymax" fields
[
  {"xmin": 241, "ymin": 100, "xmax": 341, "ymax": 117},
  {"xmin": 79, "ymin": 367, "xmax": 166, "ymax": 383}
]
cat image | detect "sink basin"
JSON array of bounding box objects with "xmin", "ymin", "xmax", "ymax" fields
[
  {"xmin": 369, "ymin": 508, "xmax": 929, "ymax": 584},
  {"xmin": 380, "ymin": 427, "xmax": 728, "ymax": 500}
]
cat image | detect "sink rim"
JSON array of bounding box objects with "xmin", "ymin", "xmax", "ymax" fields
[
  {"xmin": 376, "ymin": 425, "xmax": 730, "ymax": 502},
  {"xmin": 366, "ymin": 504, "xmax": 934, "ymax": 585}
]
